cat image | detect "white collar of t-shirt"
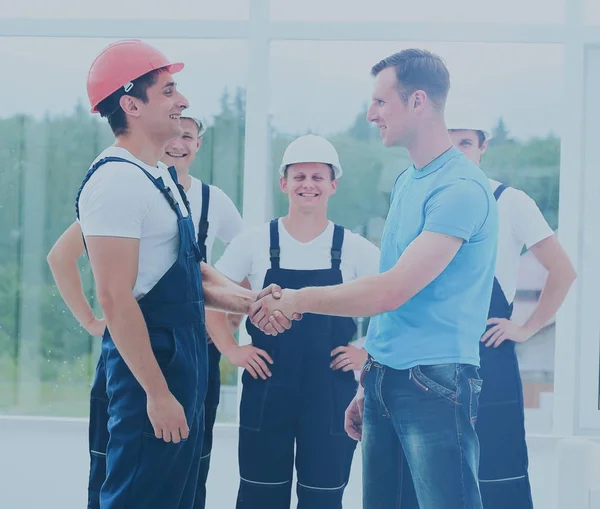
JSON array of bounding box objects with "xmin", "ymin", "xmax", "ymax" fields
[{"xmin": 98, "ymin": 146, "xmax": 170, "ymax": 175}]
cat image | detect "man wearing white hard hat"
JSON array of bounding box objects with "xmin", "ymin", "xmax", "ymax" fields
[
  {"xmin": 215, "ymin": 134, "xmax": 380, "ymax": 508},
  {"xmin": 48, "ymin": 107, "xmax": 274, "ymax": 509},
  {"xmin": 448, "ymin": 122, "xmax": 576, "ymax": 509}
]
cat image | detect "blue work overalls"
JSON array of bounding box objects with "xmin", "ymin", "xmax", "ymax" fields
[
  {"xmin": 476, "ymin": 183, "xmax": 534, "ymax": 509},
  {"xmin": 236, "ymin": 220, "xmax": 358, "ymax": 509},
  {"xmin": 194, "ymin": 182, "xmax": 221, "ymax": 509},
  {"xmin": 77, "ymin": 157, "xmax": 208, "ymax": 509}
]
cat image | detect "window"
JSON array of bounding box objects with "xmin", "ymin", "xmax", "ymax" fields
[
  {"xmin": 578, "ymin": 45, "xmax": 600, "ymax": 427},
  {"xmin": 0, "ymin": 37, "xmax": 247, "ymax": 423},
  {"xmin": 586, "ymin": 0, "xmax": 600, "ymax": 25}
]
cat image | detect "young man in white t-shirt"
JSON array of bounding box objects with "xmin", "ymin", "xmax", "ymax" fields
[
  {"xmin": 447, "ymin": 123, "xmax": 576, "ymax": 509},
  {"xmin": 48, "ymin": 109, "xmax": 269, "ymax": 508},
  {"xmin": 215, "ymin": 134, "xmax": 380, "ymax": 509},
  {"xmin": 66, "ymin": 39, "xmax": 291, "ymax": 509},
  {"xmin": 162, "ymin": 111, "xmax": 275, "ymax": 509}
]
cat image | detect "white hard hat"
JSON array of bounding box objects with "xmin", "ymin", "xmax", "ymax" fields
[
  {"xmin": 447, "ymin": 119, "xmax": 493, "ymax": 142},
  {"xmin": 279, "ymin": 134, "xmax": 343, "ymax": 178},
  {"xmin": 180, "ymin": 109, "xmax": 207, "ymax": 137}
]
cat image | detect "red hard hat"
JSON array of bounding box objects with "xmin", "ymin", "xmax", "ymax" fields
[{"xmin": 87, "ymin": 39, "xmax": 184, "ymax": 113}]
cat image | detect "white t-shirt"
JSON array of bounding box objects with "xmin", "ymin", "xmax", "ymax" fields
[
  {"xmin": 215, "ymin": 219, "xmax": 381, "ymax": 291},
  {"xmin": 78, "ymin": 147, "xmax": 191, "ymax": 300},
  {"xmin": 78, "ymin": 148, "xmax": 245, "ymax": 300},
  {"xmin": 490, "ymin": 179, "xmax": 554, "ymax": 303},
  {"xmin": 186, "ymin": 177, "xmax": 243, "ymax": 265}
]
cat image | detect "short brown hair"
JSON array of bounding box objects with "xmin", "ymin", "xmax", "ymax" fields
[
  {"xmin": 97, "ymin": 68, "xmax": 164, "ymax": 137},
  {"xmin": 371, "ymin": 49, "xmax": 450, "ymax": 110}
]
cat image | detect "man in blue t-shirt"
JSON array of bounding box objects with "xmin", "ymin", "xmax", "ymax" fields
[{"xmin": 248, "ymin": 48, "xmax": 498, "ymax": 509}]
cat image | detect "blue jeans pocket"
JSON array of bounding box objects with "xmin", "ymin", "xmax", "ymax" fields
[{"xmin": 409, "ymin": 364, "xmax": 459, "ymax": 404}]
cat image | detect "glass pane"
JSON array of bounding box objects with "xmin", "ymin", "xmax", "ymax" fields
[
  {"xmin": 271, "ymin": 0, "xmax": 564, "ymax": 24},
  {"xmin": 0, "ymin": 37, "xmax": 247, "ymax": 424},
  {"xmin": 270, "ymin": 40, "xmax": 563, "ymax": 506},
  {"xmin": 586, "ymin": 0, "xmax": 600, "ymax": 25},
  {"xmin": 1, "ymin": 0, "xmax": 249, "ymax": 20}
]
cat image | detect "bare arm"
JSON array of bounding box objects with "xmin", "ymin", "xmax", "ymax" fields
[
  {"xmin": 296, "ymin": 231, "xmax": 462, "ymax": 316},
  {"xmin": 86, "ymin": 236, "xmax": 168, "ymax": 396},
  {"xmin": 202, "ymin": 264, "xmax": 296, "ymax": 334},
  {"xmin": 201, "ymin": 262, "xmax": 256, "ymax": 314},
  {"xmin": 47, "ymin": 222, "xmax": 104, "ymax": 335},
  {"xmin": 484, "ymin": 235, "xmax": 576, "ymax": 346},
  {"xmin": 523, "ymin": 236, "xmax": 576, "ymax": 335},
  {"xmin": 86, "ymin": 236, "xmax": 188, "ymax": 442},
  {"xmin": 225, "ymin": 278, "xmax": 251, "ymax": 332},
  {"xmin": 249, "ymin": 231, "xmax": 463, "ymax": 324},
  {"xmin": 205, "ymin": 309, "xmax": 238, "ymax": 353},
  {"xmin": 205, "ymin": 307, "xmax": 273, "ymax": 379}
]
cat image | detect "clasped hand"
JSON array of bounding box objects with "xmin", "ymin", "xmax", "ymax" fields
[{"xmin": 249, "ymin": 285, "xmax": 302, "ymax": 335}]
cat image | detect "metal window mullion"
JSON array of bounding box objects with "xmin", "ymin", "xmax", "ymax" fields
[
  {"xmin": 552, "ymin": 0, "xmax": 586, "ymax": 437},
  {"xmin": 16, "ymin": 116, "xmax": 49, "ymax": 411},
  {"xmin": 235, "ymin": 0, "xmax": 271, "ymax": 425}
]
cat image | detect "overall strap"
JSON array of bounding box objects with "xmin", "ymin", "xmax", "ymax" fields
[
  {"xmin": 494, "ymin": 183, "xmax": 509, "ymax": 201},
  {"xmin": 331, "ymin": 224, "xmax": 344, "ymax": 270},
  {"xmin": 490, "ymin": 183, "xmax": 512, "ymax": 311},
  {"xmin": 76, "ymin": 156, "xmax": 183, "ymax": 220},
  {"xmin": 75, "ymin": 157, "xmax": 184, "ymax": 257},
  {"xmin": 197, "ymin": 183, "xmax": 211, "ymax": 263},
  {"xmin": 269, "ymin": 219, "xmax": 280, "ymax": 270},
  {"xmin": 489, "ymin": 276, "xmax": 514, "ymax": 319},
  {"xmin": 167, "ymin": 166, "xmax": 193, "ymax": 217}
]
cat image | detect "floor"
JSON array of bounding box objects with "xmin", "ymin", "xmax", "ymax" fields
[{"xmin": 0, "ymin": 416, "xmax": 555, "ymax": 509}]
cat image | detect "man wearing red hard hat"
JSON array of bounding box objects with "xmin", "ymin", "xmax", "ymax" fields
[{"xmin": 76, "ymin": 39, "xmax": 293, "ymax": 509}]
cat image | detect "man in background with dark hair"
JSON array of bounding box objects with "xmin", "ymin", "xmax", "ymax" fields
[
  {"xmin": 448, "ymin": 120, "xmax": 575, "ymax": 509},
  {"xmin": 248, "ymin": 48, "xmax": 499, "ymax": 509},
  {"xmin": 77, "ymin": 39, "xmax": 291, "ymax": 509}
]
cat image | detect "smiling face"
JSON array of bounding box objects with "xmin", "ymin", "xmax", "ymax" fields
[
  {"xmin": 280, "ymin": 162, "xmax": 337, "ymax": 213},
  {"xmin": 161, "ymin": 117, "xmax": 202, "ymax": 171},
  {"xmin": 125, "ymin": 71, "xmax": 189, "ymax": 143},
  {"xmin": 366, "ymin": 66, "xmax": 419, "ymax": 148}
]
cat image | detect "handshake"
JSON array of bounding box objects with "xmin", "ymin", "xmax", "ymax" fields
[{"xmin": 248, "ymin": 284, "xmax": 303, "ymax": 336}]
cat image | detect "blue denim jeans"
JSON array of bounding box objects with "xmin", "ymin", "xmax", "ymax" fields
[{"xmin": 361, "ymin": 359, "xmax": 484, "ymax": 509}]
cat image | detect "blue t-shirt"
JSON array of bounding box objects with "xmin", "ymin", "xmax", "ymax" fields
[{"xmin": 365, "ymin": 148, "xmax": 498, "ymax": 370}]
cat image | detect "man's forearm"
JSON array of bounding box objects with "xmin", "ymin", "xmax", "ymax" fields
[
  {"xmin": 201, "ymin": 263, "xmax": 257, "ymax": 314},
  {"xmin": 205, "ymin": 309, "xmax": 239, "ymax": 356},
  {"xmin": 224, "ymin": 278, "xmax": 251, "ymax": 332},
  {"xmin": 226, "ymin": 312, "xmax": 244, "ymax": 333},
  {"xmin": 101, "ymin": 293, "xmax": 169, "ymax": 397},
  {"xmin": 293, "ymin": 231, "xmax": 461, "ymax": 318},
  {"xmin": 296, "ymin": 273, "xmax": 394, "ymax": 318},
  {"xmin": 48, "ymin": 257, "xmax": 97, "ymax": 329},
  {"xmin": 522, "ymin": 269, "xmax": 575, "ymax": 337}
]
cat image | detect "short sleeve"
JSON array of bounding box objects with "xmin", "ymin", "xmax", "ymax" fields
[
  {"xmin": 214, "ymin": 231, "xmax": 253, "ymax": 283},
  {"xmin": 423, "ymin": 179, "xmax": 490, "ymax": 242},
  {"xmin": 509, "ymin": 189, "xmax": 554, "ymax": 249},
  {"xmin": 211, "ymin": 186, "xmax": 244, "ymax": 244},
  {"xmin": 78, "ymin": 162, "xmax": 154, "ymax": 239}
]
